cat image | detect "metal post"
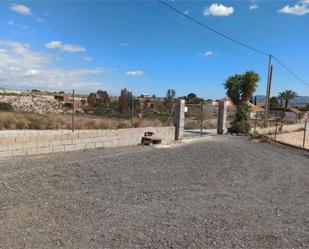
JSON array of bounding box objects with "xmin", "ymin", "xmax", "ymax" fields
[
  {"xmin": 274, "ymin": 119, "xmax": 278, "ymax": 140},
  {"xmin": 264, "ymin": 54, "xmax": 273, "ymax": 128},
  {"xmin": 254, "ymin": 112, "xmax": 258, "ymax": 133},
  {"xmin": 131, "ymin": 97, "xmax": 134, "ymax": 128},
  {"xmin": 72, "ymin": 89, "xmax": 75, "ymax": 132},
  {"xmin": 303, "ymin": 119, "xmax": 307, "ymax": 148},
  {"xmin": 200, "ymin": 102, "xmax": 203, "ymax": 136}
]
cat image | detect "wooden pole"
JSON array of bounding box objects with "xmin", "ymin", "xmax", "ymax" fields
[
  {"xmin": 264, "ymin": 54, "xmax": 273, "ymax": 128},
  {"xmin": 303, "ymin": 119, "xmax": 307, "ymax": 148},
  {"xmin": 72, "ymin": 89, "xmax": 75, "ymax": 132},
  {"xmin": 200, "ymin": 102, "xmax": 203, "ymax": 136},
  {"xmin": 131, "ymin": 97, "xmax": 134, "ymax": 128}
]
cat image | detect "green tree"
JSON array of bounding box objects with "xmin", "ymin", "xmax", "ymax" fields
[
  {"xmin": 118, "ymin": 88, "xmax": 133, "ymax": 113},
  {"xmin": 164, "ymin": 89, "xmax": 176, "ymax": 112},
  {"xmin": 166, "ymin": 89, "xmax": 176, "ymax": 99},
  {"xmin": 269, "ymin": 96, "xmax": 280, "ymax": 109},
  {"xmin": 96, "ymin": 90, "xmax": 110, "ymax": 107},
  {"xmin": 224, "ymin": 70, "xmax": 260, "ymax": 134},
  {"xmin": 278, "ymin": 90, "xmax": 297, "ymax": 109},
  {"xmin": 87, "ymin": 93, "xmax": 97, "ymax": 108},
  {"xmin": 186, "ymin": 93, "xmax": 202, "ymax": 104}
]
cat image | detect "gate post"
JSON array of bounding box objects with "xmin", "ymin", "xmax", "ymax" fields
[
  {"xmin": 174, "ymin": 98, "xmax": 185, "ymax": 140},
  {"xmin": 217, "ymin": 99, "xmax": 227, "ymax": 135}
]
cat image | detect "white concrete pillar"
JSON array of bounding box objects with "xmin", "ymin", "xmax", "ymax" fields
[
  {"xmin": 174, "ymin": 99, "xmax": 185, "ymax": 140},
  {"xmin": 217, "ymin": 100, "xmax": 227, "ymax": 134}
]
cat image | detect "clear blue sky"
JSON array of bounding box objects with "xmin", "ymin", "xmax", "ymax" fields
[{"xmin": 0, "ymin": 0, "xmax": 308, "ymax": 98}]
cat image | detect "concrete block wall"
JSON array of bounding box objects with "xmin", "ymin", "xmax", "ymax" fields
[{"xmin": 0, "ymin": 127, "xmax": 175, "ymax": 158}]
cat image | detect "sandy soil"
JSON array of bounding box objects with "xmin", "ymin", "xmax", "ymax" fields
[{"xmin": 275, "ymin": 131, "xmax": 309, "ymax": 149}]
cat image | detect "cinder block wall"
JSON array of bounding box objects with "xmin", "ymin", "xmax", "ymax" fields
[{"xmin": 0, "ymin": 127, "xmax": 175, "ymax": 158}]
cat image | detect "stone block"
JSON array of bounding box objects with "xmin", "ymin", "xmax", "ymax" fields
[
  {"xmin": 0, "ymin": 137, "xmax": 16, "ymax": 144},
  {"xmin": 76, "ymin": 143, "xmax": 86, "ymax": 150},
  {"xmin": 13, "ymin": 149, "xmax": 27, "ymax": 156},
  {"xmin": 15, "ymin": 136, "xmax": 31, "ymax": 143},
  {"xmin": 39, "ymin": 147, "xmax": 53, "ymax": 154},
  {"xmin": 65, "ymin": 144, "xmax": 76, "ymax": 152},
  {"xmin": 85, "ymin": 143, "xmax": 96, "ymax": 149},
  {"xmin": 27, "ymin": 147, "xmax": 42, "ymax": 155},
  {"xmin": 0, "ymin": 150, "xmax": 13, "ymax": 158},
  {"xmin": 95, "ymin": 142, "xmax": 104, "ymax": 148},
  {"xmin": 53, "ymin": 145, "xmax": 65, "ymax": 153}
]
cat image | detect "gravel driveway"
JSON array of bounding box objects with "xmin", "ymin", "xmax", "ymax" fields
[{"xmin": 0, "ymin": 136, "xmax": 308, "ymax": 249}]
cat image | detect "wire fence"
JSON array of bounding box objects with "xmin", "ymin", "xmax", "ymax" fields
[
  {"xmin": 0, "ymin": 90, "xmax": 175, "ymax": 131},
  {"xmin": 72, "ymin": 96, "xmax": 176, "ymax": 131},
  {"xmin": 252, "ymin": 112, "xmax": 309, "ymax": 150}
]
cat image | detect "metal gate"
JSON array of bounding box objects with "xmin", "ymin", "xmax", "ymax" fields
[{"xmin": 184, "ymin": 102, "xmax": 218, "ymax": 137}]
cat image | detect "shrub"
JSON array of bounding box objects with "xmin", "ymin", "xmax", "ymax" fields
[
  {"xmin": 229, "ymin": 103, "xmax": 251, "ymax": 134},
  {"xmin": 0, "ymin": 102, "xmax": 14, "ymax": 112}
]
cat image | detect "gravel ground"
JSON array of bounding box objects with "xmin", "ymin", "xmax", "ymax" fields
[{"xmin": 0, "ymin": 136, "xmax": 308, "ymax": 249}]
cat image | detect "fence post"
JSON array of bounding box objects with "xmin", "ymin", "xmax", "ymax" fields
[
  {"xmin": 72, "ymin": 89, "xmax": 75, "ymax": 132},
  {"xmin": 254, "ymin": 112, "xmax": 258, "ymax": 133},
  {"xmin": 217, "ymin": 99, "xmax": 227, "ymax": 135},
  {"xmin": 174, "ymin": 99, "xmax": 185, "ymax": 140},
  {"xmin": 200, "ymin": 102, "xmax": 203, "ymax": 136},
  {"xmin": 131, "ymin": 97, "xmax": 134, "ymax": 128},
  {"xmin": 303, "ymin": 119, "xmax": 307, "ymax": 148},
  {"xmin": 274, "ymin": 119, "xmax": 278, "ymax": 140}
]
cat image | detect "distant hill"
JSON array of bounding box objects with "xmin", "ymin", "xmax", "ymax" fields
[{"xmin": 254, "ymin": 95, "xmax": 309, "ymax": 105}]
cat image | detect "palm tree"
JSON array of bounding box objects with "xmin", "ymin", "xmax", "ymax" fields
[
  {"xmin": 278, "ymin": 90, "xmax": 297, "ymax": 109},
  {"xmin": 224, "ymin": 70, "xmax": 260, "ymax": 133}
]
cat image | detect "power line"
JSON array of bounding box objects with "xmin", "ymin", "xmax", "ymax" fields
[
  {"xmin": 272, "ymin": 55, "xmax": 309, "ymax": 88},
  {"xmin": 158, "ymin": 0, "xmax": 309, "ymax": 88},
  {"xmin": 158, "ymin": 0, "xmax": 269, "ymax": 56}
]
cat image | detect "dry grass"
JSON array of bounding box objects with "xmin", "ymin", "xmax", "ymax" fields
[{"xmin": 0, "ymin": 112, "xmax": 167, "ymax": 130}]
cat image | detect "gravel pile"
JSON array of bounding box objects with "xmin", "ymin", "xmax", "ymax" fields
[
  {"xmin": 1, "ymin": 95, "xmax": 64, "ymax": 114},
  {"xmin": 0, "ymin": 136, "xmax": 308, "ymax": 248}
]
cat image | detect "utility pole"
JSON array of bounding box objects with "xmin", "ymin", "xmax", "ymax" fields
[
  {"xmin": 264, "ymin": 54, "xmax": 273, "ymax": 128},
  {"xmin": 72, "ymin": 89, "xmax": 75, "ymax": 132}
]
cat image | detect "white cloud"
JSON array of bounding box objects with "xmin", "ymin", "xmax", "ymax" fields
[
  {"xmin": 204, "ymin": 3, "xmax": 234, "ymax": 16},
  {"xmin": 10, "ymin": 4, "xmax": 32, "ymax": 16},
  {"xmin": 7, "ymin": 20, "xmax": 14, "ymax": 26},
  {"xmin": 126, "ymin": 70, "xmax": 144, "ymax": 76},
  {"xmin": 0, "ymin": 39, "xmax": 111, "ymax": 91},
  {"xmin": 120, "ymin": 42, "xmax": 130, "ymax": 47},
  {"xmin": 199, "ymin": 51, "xmax": 217, "ymax": 57},
  {"xmin": 45, "ymin": 40, "xmax": 85, "ymax": 53},
  {"xmin": 249, "ymin": 4, "xmax": 258, "ymax": 10},
  {"xmin": 36, "ymin": 17, "xmax": 45, "ymax": 22},
  {"xmin": 205, "ymin": 51, "xmax": 215, "ymax": 56},
  {"xmin": 184, "ymin": 10, "xmax": 190, "ymax": 15},
  {"xmin": 278, "ymin": 0, "xmax": 309, "ymax": 15},
  {"xmin": 83, "ymin": 55, "xmax": 93, "ymax": 61}
]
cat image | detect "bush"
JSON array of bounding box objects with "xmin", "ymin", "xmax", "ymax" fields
[
  {"xmin": 230, "ymin": 103, "xmax": 251, "ymax": 134},
  {"xmin": 0, "ymin": 102, "xmax": 14, "ymax": 112}
]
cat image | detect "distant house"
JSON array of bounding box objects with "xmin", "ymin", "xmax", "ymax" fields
[
  {"xmin": 248, "ymin": 103, "xmax": 265, "ymax": 119},
  {"xmin": 64, "ymin": 101, "xmax": 82, "ymax": 110},
  {"xmin": 140, "ymin": 93, "xmax": 151, "ymax": 98},
  {"xmin": 284, "ymin": 107, "xmax": 303, "ymax": 122},
  {"xmin": 54, "ymin": 94, "xmax": 70, "ymax": 102}
]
